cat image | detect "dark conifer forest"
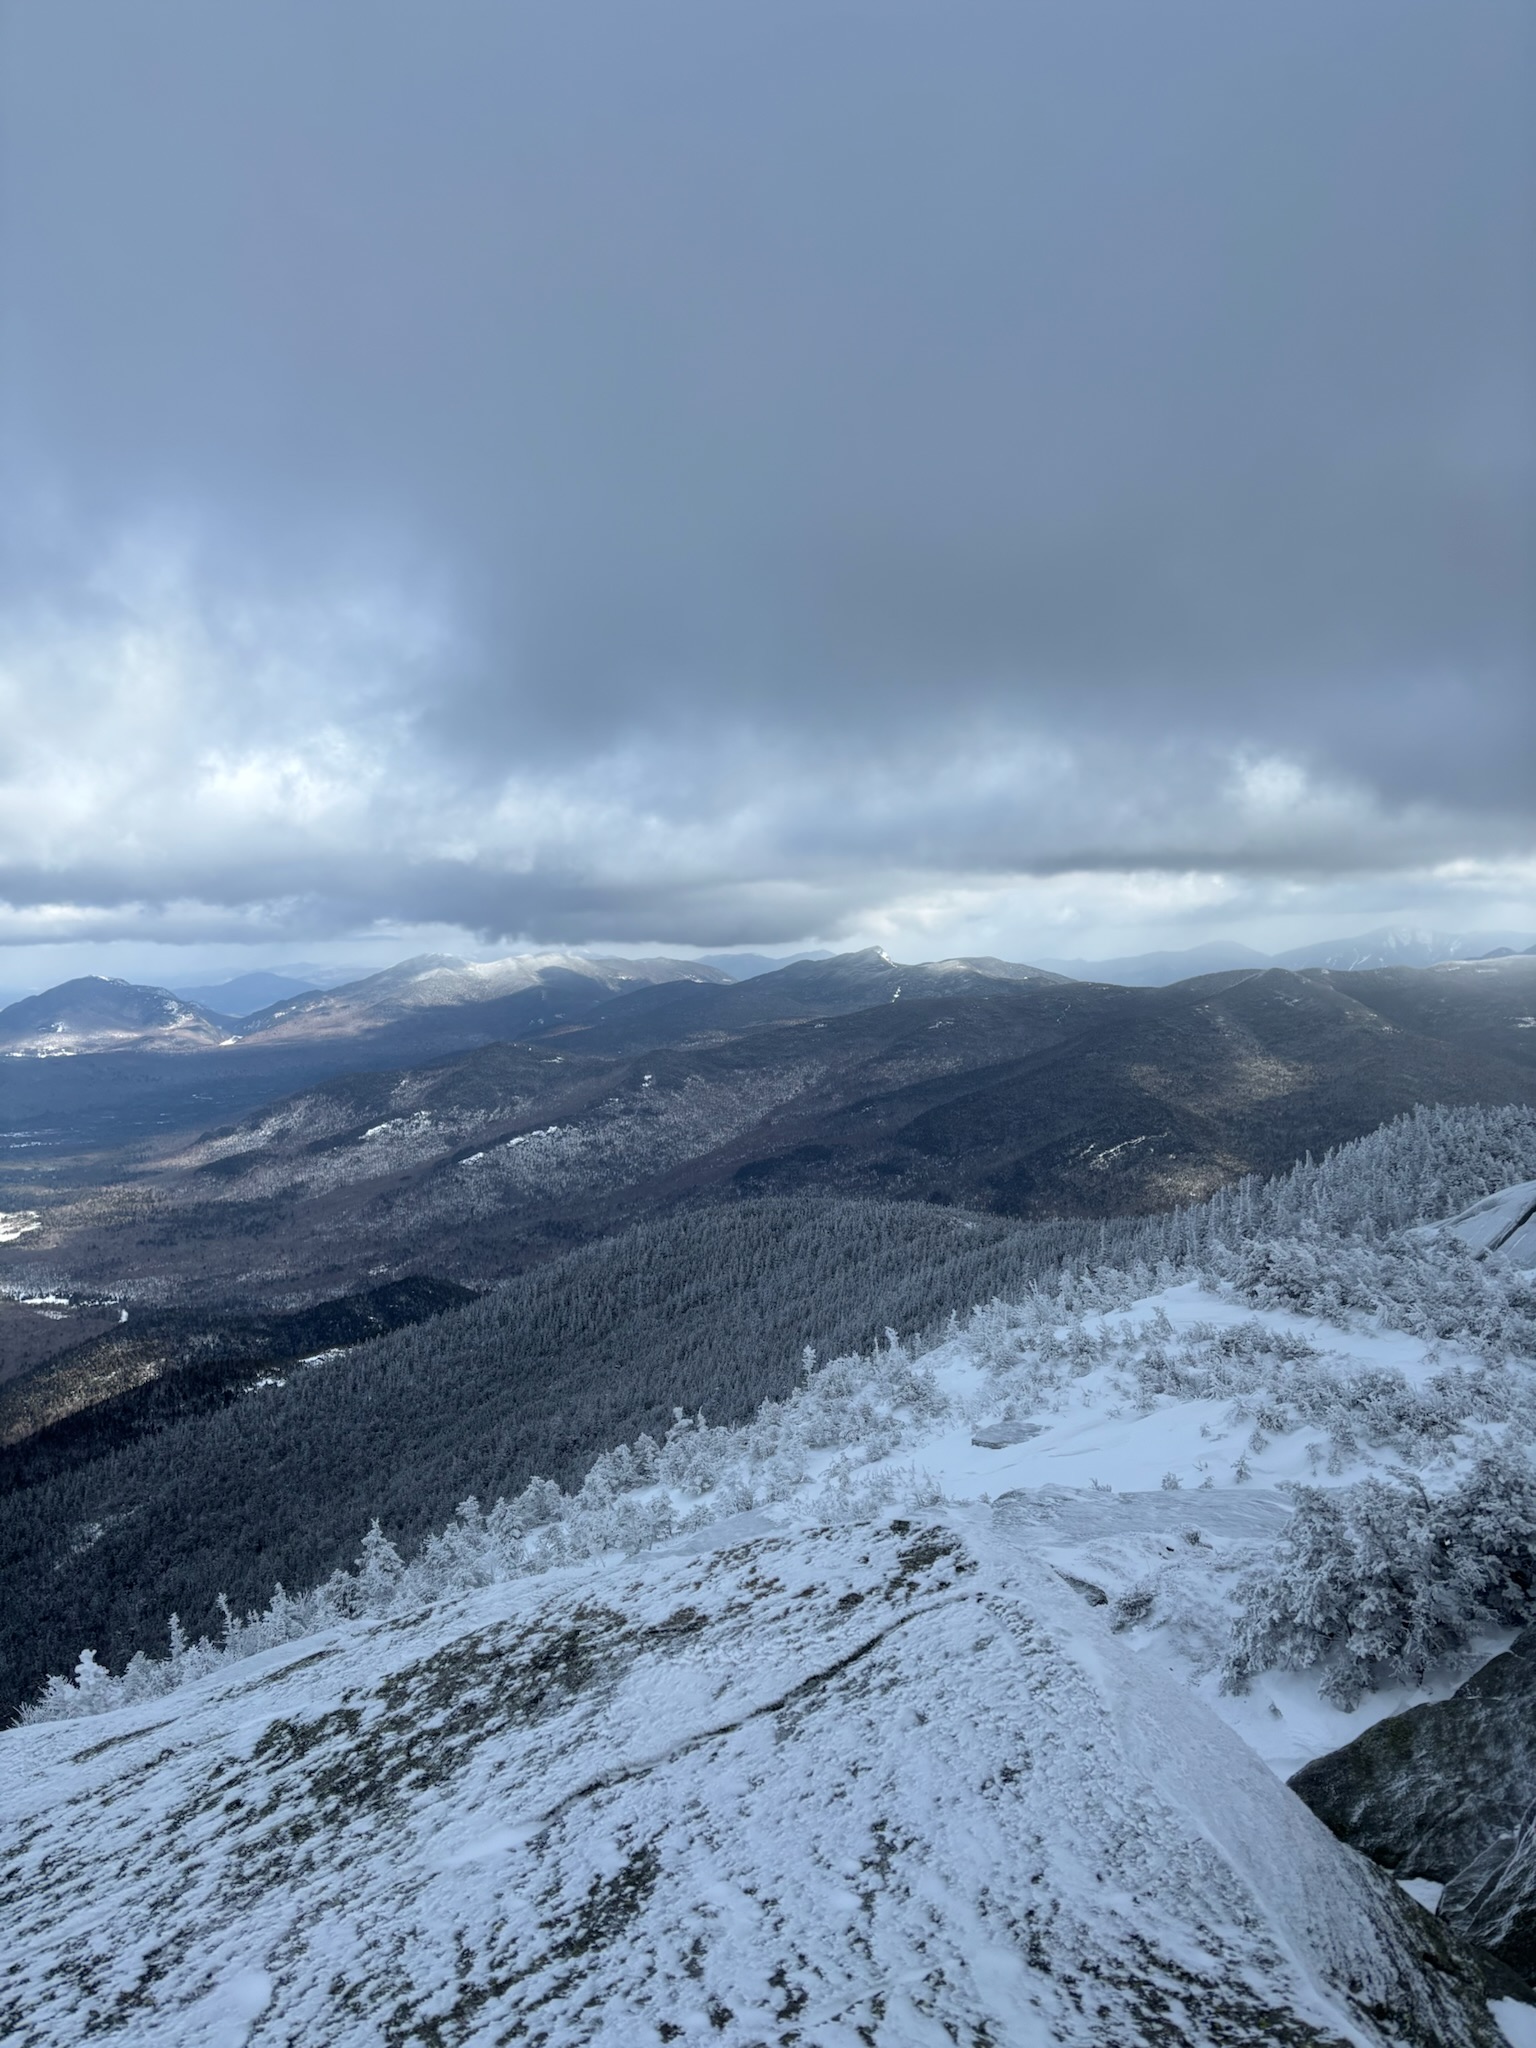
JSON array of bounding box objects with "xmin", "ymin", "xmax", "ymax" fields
[{"xmin": 0, "ymin": 1196, "xmax": 1130, "ymax": 1713}]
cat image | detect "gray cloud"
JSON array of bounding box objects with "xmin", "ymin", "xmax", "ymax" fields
[{"xmin": 0, "ymin": 0, "xmax": 1531, "ymax": 956}]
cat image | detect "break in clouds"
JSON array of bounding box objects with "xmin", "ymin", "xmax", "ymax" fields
[{"xmin": 1, "ymin": 2, "xmax": 1531, "ymax": 959}]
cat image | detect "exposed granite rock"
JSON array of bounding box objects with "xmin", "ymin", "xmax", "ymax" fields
[
  {"xmin": 970, "ymin": 1419, "xmax": 1044, "ymax": 1446},
  {"xmin": 1440, "ymin": 1798, "xmax": 1536, "ymax": 1980},
  {"xmin": 1289, "ymin": 1627, "xmax": 1536, "ymax": 1879},
  {"xmin": 1, "ymin": 1515, "xmax": 1506, "ymax": 2046}
]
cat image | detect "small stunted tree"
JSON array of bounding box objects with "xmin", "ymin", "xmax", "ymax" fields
[{"xmin": 1225, "ymin": 1449, "xmax": 1536, "ymax": 1708}]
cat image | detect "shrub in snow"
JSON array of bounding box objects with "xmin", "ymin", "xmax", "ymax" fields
[{"xmin": 1224, "ymin": 1450, "xmax": 1536, "ymax": 1708}]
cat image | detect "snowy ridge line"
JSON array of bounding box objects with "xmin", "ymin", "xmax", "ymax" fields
[{"xmin": 21, "ymin": 1102, "xmax": 1536, "ymax": 1725}]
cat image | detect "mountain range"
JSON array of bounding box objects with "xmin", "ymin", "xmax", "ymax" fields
[
  {"xmin": 0, "ymin": 952, "xmax": 737, "ymax": 1060},
  {"xmin": 1036, "ymin": 925, "xmax": 1536, "ymax": 985},
  {"xmin": 6, "ymin": 929, "xmax": 1532, "ymax": 1061},
  {"xmin": 4, "ymin": 950, "xmax": 1535, "ymax": 1323},
  {"xmin": 0, "ymin": 949, "xmax": 1073, "ymax": 1155}
]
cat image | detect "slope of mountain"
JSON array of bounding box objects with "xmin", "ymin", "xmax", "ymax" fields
[
  {"xmin": 170, "ymin": 970, "xmax": 321, "ymax": 1014},
  {"xmin": 1313, "ymin": 954, "xmax": 1536, "ymax": 1067},
  {"xmin": 0, "ymin": 1297, "xmax": 124, "ymax": 1386},
  {"xmin": 18, "ymin": 1111, "xmax": 1536, "ymax": 2038},
  {"xmin": 0, "ymin": 1275, "xmax": 475, "ymax": 1450},
  {"xmin": 10, "ymin": 1118, "xmax": 1536, "ymax": 2045},
  {"xmin": 0, "ymin": 1039, "xmax": 443, "ymax": 1162},
  {"xmin": 6, "ymin": 959, "xmax": 1536, "ymax": 1307},
  {"xmin": 2, "ymin": 1509, "xmax": 1498, "ymax": 2047},
  {"xmin": 0, "ymin": 1197, "xmax": 1121, "ymax": 1706},
  {"xmin": 0, "ymin": 977, "xmax": 234, "ymax": 1056},
  {"xmin": 16, "ymin": 1098, "xmax": 1536, "ymax": 1730},
  {"xmin": 9, "ymin": 1101, "xmax": 1535, "ymax": 1714}
]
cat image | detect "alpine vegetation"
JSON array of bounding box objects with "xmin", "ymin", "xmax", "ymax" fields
[
  {"xmin": 1225, "ymin": 1450, "xmax": 1536, "ymax": 1709},
  {"xmin": 24, "ymin": 1103, "xmax": 1536, "ymax": 1728}
]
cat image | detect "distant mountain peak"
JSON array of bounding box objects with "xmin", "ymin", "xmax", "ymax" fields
[
  {"xmin": 1039, "ymin": 929, "xmax": 1536, "ymax": 987},
  {"xmin": 0, "ymin": 976, "xmax": 232, "ymax": 1056}
]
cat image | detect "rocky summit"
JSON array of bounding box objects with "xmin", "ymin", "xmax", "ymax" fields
[{"xmin": 1, "ymin": 1511, "xmax": 1501, "ymax": 2046}]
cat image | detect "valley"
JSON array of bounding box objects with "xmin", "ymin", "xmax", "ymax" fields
[
  {"xmin": 3, "ymin": 951, "xmax": 1534, "ymax": 1319},
  {"xmin": 7, "ymin": 951, "xmax": 1536, "ymax": 2042}
]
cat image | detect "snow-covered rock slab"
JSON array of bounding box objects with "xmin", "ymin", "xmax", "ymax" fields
[
  {"xmin": 994, "ymin": 1481, "xmax": 1295, "ymax": 1544},
  {"xmin": 1435, "ymin": 1180, "xmax": 1536, "ymax": 1267},
  {"xmin": 1, "ymin": 1513, "xmax": 1499, "ymax": 2046}
]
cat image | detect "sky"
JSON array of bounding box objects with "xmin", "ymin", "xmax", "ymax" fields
[{"xmin": 0, "ymin": 0, "xmax": 1532, "ymax": 993}]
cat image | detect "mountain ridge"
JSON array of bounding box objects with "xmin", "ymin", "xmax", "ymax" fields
[
  {"xmin": 1040, "ymin": 925, "xmax": 1536, "ymax": 985},
  {"xmin": 6, "ymin": 956, "xmax": 1536, "ymax": 1311}
]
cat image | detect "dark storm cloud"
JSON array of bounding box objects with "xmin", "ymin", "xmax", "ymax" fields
[{"xmin": 0, "ymin": 0, "xmax": 1531, "ymax": 948}]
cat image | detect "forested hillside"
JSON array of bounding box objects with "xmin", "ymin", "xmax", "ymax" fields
[
  {"xmin": 6, "ymin": 953, "xmax": 1535, "ymax": 1309},
  {"xmin": 0, "ymin": 1198, "xmax": 1122, "ymax": 1715},
  {"xmin": 10, "ymin": 1104, "xmax": 1536, "ymax": 1731}
]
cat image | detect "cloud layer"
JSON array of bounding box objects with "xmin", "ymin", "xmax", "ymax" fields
[{"xmin": 1, "ymin": 2, "xmax": 1531, "ymax": 959}]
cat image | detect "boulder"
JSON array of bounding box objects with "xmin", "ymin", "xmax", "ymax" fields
[
  {"xmin": 1440, "ymin": 1798, "xmax": 1536, "ymax": 1981},
  {"xmin": 1290, "ymin": 1625, "xmax": 1536, "ymax": 1879},
  {"xmin": 970, "ymin": 1419, "xmax": 1044, "ymax": 1446}
]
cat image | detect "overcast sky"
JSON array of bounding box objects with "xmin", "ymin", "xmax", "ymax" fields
[{"xmin": 1, "ymin": 0, "xmax": 1531, "ymax": 985}]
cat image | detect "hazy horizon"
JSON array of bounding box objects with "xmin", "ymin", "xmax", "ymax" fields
[{"xmin": 1, "ymin": 919, "xmax": 1533, "ymax": 1010}]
